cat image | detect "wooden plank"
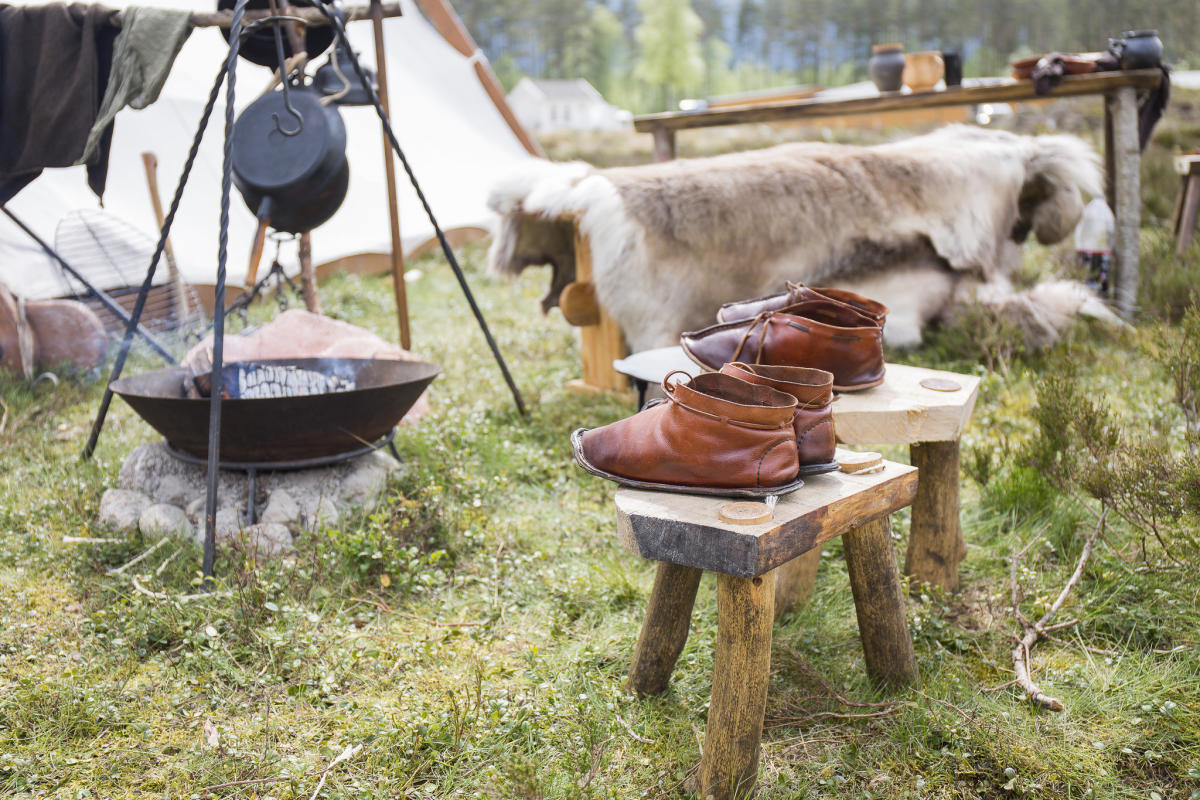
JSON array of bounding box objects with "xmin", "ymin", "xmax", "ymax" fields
[
  {"xmin": 832, "ymin": 363, "xmax": 980, "ymax": 446},
  {"xmin": 572, "ymin": 228, "xmax": 628, "ymax": 392},
  {"xmin": 627, "ymin": 563, "xmax": 703, "ymax": 696},
  {"xmin": 1109, "ymin": 86, "xmax": 1140, "ymax": 319},
  {"xmin": 614, "ymin": 462, "xmax": 918, "ymax": 578},
  {"xmin": 843, "ymin": 517, "xmax": 919, "ymax": 686},
  {"xmin": 695, "ymin": 571, "xmax": 774, "ymax": 800},
  {"xmin": 1175, "ymin": 154, "xmax": 1200, "ymax": 176},
  {"xmin": 634, "ymin": 70, "xmax": 1164, "ymax": 133}
]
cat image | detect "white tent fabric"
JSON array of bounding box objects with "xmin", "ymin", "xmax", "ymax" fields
[{"xmin": 0, "ymin": 0, "xmax": 536, "ymax": 299}]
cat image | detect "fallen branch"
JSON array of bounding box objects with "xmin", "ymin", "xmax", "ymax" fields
[
  {"xmin": 131, "ymin": 576, "xmax": 231, "ymax": 603},
  {"xmin": 63, "ymin": 535, "xmax": 121, "ymax": 544},
  {"xmin": 108, "ymin": 537, "xmax": 168, "ymax": 575},
  {"xmin": 1009, "ymin": 510, "xmax": 1106, "ymax": 712},
  {"xmin": 614, "ymin": 711, "xmax": 654, "ymax": 744},
  {"xmin": 309, "ymin": 743, "xmax": 363, "ymax": 800}
]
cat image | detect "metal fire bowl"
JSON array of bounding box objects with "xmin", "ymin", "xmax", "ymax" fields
[{"xmin": 112, "ymin": 358, "xmax": 440, "ymax": 464}]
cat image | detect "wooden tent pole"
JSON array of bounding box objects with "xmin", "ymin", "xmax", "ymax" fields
[
  {"xmin": 371, "ymin": 0, "xmax": 411, "ymax": 349},
  {"xmin": 140, "ymin": 152, "xmax": 192, "ymax": 324},
  {"xmin": 413, "ymin": 0, "xmax": 544, "ymax": 158},
  {"xmin": 113, "ymin": 3, "xmax": 404, "ymax": 28}
]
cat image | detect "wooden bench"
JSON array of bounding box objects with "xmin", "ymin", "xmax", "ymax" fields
[
  {"xmin": 1173, "ymin": 152, "xmax": 1200, "ymax": 255},
  {"xmin": 616, "ymin": 461, "xmax": 919, "ymax": 799},
  {"xmin": 613, "ymin": 347, "xmax": 980, "ymax": 594}
]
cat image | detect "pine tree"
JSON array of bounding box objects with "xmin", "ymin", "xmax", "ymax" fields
[{"xmin": 633, "ymin": 0, "xmax": 706, "ymax": 110}]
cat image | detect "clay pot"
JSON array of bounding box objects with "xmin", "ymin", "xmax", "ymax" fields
[
  {"xmin": 868, "ymin": 44, "xmax": 905, "ymax": 92},
  {"xmin": 903, "ymin": 51, "xmax": 944, "ymax": 91}
]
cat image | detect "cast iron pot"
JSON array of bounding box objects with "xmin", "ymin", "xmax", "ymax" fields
[
  {"xmin": 314, "ymin": 43, "xmax": 378, "ymax": 106},
  {"xmin": 231, "ymin": 86, "xmax": 350, "ymax": 233},
  {"xmin": 1110, "ymin": 30, "xmax": 1163, "ymax": 70},
  {"xmin": 218, "ymin": 0, "xmax": 334, "ymax": 68}
]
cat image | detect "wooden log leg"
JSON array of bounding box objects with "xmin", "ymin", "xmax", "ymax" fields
[
  {"xmin": 773, "ymin": 547, "xmax": 821, "ymax": 619},
  {"xmin": 627, "ymin": 563, "xmax": 702, "ymax": 696},
  {"xmin": 696, "ymin": 571, "xmax": 774, "ymax": 800},
  {"xmin": 652, "ymin": 125, "xmax": 676, "ymax": 162},
  {"xmin": 1177, "ymin": 176, "xmax": 1200, "ymax": 256},
  {"xmin": 843, "ymin": 517, "xmax": 918, "ymax": 687},
  {"xmin": 905, "ymin": 440, "xmax": 965, "ymax": 593},
  {"xmin": 298, "ymin": 232, "xmax": 321, "ymax": 314},
  {"xmin": 1109, "ymin": 85, "xmax": 1141, "ymax": 319}
]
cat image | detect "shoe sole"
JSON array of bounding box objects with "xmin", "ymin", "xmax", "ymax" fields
[
  {"xmin": 681, "ymin": 342, "xmax": 886, "ymax": 393},
  {"xmin": 570, "ymin": 428, "xmax": 805, "ymax": 499}
]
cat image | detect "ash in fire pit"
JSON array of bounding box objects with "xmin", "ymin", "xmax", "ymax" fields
[{"xmin": 194, "ymin": 362, "xmax": 358, "ymax": 399}]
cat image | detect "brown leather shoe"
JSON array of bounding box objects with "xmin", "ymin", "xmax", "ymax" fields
[
  {"xmin": 717, "ymin": 281, "xmax": 888, "ymax": 325},
  {"xmin": 681, "ymin": 299, "xmax": 885, "ymax": 391},
  {"xmin": 571, "ymin": 371, "xmax": 803, "ymax": 497},
  {"xmin": 719, "ymin": 362, "xmax": 837, "ymax": 475}
]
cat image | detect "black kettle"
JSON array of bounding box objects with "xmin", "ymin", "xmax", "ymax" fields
[
  {"xmin": 230, "ymin": 85, "xmax": 349, "ymax": 233},
  {"xmin": 315, "ymin": 43, "xmax": 378, "ymax": 106}
]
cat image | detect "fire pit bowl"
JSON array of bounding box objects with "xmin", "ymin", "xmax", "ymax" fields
[{"xmin": 112, "ymin": 358, "xmax": 440, "ymax": 464}]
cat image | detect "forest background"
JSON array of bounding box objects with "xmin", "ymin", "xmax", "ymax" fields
[{"xmin": 452, "ymin": 0, "xmax": 1200, "ymax": 112}]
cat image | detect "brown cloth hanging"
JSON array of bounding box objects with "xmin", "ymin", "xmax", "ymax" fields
[{"xmin": 0, "ymin": 2, "xmax": 120, "ymax": 204}]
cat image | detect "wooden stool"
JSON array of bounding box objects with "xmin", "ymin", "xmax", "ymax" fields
[
  {"xmin": 613, "ymin": 350, "xmax": 980, "ymax": 595},
  {"xmin": 1172, "ymin": 152, "xmax": 1200, "ymax": 256},
  {"xmin": 616, "ymin": 462, "xmax": 919, "ymax": 800}
]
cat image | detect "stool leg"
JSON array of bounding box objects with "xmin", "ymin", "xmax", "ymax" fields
[
  {"xmin": 1178, "ymin": 176, "xmax": 1200, "ymax": 256},
  {"xmin": 844, "ymin": 517, "xmax": 918, "ymax": 687},
  {"xmin": 627, "ymin": 562, "xmax": 702, "ymax": 696},
  {"xmin": 773, "ymin": 547, "xmax": 821, "ymax": 619},
  {"xmin": 696, "ymin": 571, "xmax": 775, "ymax": 800},
  {"xmin": 906, "ymin": 440, "xmax": 966, "ymax": 593}
]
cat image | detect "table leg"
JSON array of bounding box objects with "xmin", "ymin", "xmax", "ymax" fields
[
  {"xmin": 1108, "ymin": 86, "xmax": 1141, "ymax": 319},
  {"xmin": 773, "ymin": 547, "xmax": 821, "ymax": 619},
  {"xmin": 843, "ymin": 517, "xmax": 918, "ymax": 687},
  {"xmin": 652, "ymin": 126, "xmax": 676, "ymax": 162},
  {"xmin": 1177, "ymin": 176, "xmax": 1200, "ymax": 255},
  {"xmin": 627, "ymin": 562, "xmax": 703, "ymax": 696},
  {"xmin": 696, "ymin": 571, "xmax": 775, "ymax": 800},
  {"xmin": 906, "ymin": 440, "xmax": 965, "ymax": 593}
]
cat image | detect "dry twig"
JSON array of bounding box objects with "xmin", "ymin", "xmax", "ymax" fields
[
  {"xmin": 108, "ymin": 537, "xmax": 168, "ymax": 575},
  {"xmin": 1009, "ymin": 510, "xmax": 1106, "ymax": 712},
  {"xmin": 309, "ymin": 743, "xmax": 363, "ymax": 800}
]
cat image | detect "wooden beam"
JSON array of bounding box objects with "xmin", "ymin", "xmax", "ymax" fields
[
  {"xmin": 370, "ymin": 0, "xmax": 411, "ymax": 350},
  {"xmin": 113, "ymin": 3, "xmax": 404, "ymax": 28},
  {"xmin": 634, "ymin": 70, "xmax": 1164, "ymax": 133}
]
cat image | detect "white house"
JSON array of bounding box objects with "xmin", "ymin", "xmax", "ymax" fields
[{"xmin": 506, "ymin": 78, "xmax": 630, "ymax": 133}]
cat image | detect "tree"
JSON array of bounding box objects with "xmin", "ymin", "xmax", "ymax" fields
[
  {"xmin": 567, "ymin": 5, "xmax": 627, "ymax": 98},
  {"xmin": 633, "ymin": 0, "xmax": 706, "ymax": 110}
]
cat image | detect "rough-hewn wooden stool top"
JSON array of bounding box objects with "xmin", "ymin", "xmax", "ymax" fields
[
  {"xmin": 615, "ymin": 461, "xmax": 917, "ymax": 578},
  {"xmin": 833, "ymin": 363, "xmax": 980, "ymax": 445}
]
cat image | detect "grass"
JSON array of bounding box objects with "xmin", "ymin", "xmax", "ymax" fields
[{"xmin": 4, "ymin": 104, "xmax": 1200, "ymax": 798}]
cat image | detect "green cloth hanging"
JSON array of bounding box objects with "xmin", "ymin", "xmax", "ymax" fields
[{"xmin": 79, "ymin": 6, "xmax": 192, "ymax": 164}]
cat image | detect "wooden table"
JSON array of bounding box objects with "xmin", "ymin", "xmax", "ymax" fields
[
  {"xmin": 635, "ymin": 69, "xmax": 1164, "ymax": 320},
  {"xmin": 612, "ymin": 349, "xmax": 980, "ymax": 593},
  {"xmin": 616, "ymin": 462, "xmax": 919, "ymax": 799}
]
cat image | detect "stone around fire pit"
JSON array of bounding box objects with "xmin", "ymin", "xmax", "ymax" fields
[{"xmin": 97, "ymin": 441, "xmax": 402, "ymax": 557}]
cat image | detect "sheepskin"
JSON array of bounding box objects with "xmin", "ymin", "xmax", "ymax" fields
[{"xmin": 487, "ymin": 125, "xmax": 1118, "ymax": 352}]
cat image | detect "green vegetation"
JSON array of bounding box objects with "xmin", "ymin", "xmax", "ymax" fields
[
  {"xmin": 3, "ymin": 95, "xmax": 1200, "ymax": 799},
  {"xmin": 456, "ymin": 0, "xmax": 1200, "ymax": 112}
]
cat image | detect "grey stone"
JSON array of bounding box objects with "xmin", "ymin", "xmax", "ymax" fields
[
  {"xmin": 261, "ymin": 489, "xmax": 301, "ymax": 529},
  {"xmin": 153, "ymin": 476, "xmax": 192, "ymax": 508},
  {"xmin": 339, "ymin": 460, "xmax": 390, "ymax": 508},
  {"xmin": 241, "ymin": 523, "xmax": 295, "ymax": 556},
  {"xmin": 98, "ymin": 489, "xmax": 152, "ymax": 532},
  {"xmin": 139, "ymin": 504, "xmax": 191, "ymax": 538}
]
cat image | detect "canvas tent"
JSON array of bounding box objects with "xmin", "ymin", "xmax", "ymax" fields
[{"xmin": 0, "ymin": 0, "xmax": 539, "ymax": 301}]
